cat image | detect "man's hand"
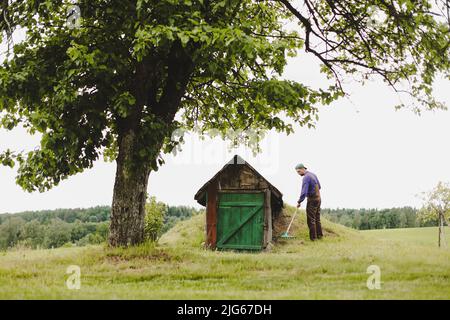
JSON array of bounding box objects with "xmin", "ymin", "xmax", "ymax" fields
[{"xmin": 296, "ymin": 202, "xmax": 301, "ymax": 208}]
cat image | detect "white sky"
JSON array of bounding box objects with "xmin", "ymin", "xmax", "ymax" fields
[{"xmin": 0, "ymin": 30, "xmax": 449, "ymax": 214}]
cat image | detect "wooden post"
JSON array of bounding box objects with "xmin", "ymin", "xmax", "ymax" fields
[
  {"xmin": 206, "ymin": 181, "xmax": 218, "ymax": 249},
  {"xmin": 264, "ymin": 189, "xmax": 272, "ymax": 248}
]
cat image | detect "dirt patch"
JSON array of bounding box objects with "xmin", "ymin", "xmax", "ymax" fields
[
  {"xmin": 272, "ymin": 211, "xmax": 296, "ymax": 239},
  {"xmin": 272, "ymin": 208, "xmax": 340, "ymax": 241},
  {"xmin": 272, "ymin": 208, "xmax": 308, "ymax": 241}
]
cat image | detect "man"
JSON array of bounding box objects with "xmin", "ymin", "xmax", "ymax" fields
[{"xmin": 295, "ymin": 163, "xmax": 323, "ymax": 241}]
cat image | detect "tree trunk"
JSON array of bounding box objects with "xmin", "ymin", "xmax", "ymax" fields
[
  {"xmin": 438, "ymin": 212, "xmax": 443, "ymax": 248},
  {"xmin": 109, "ymin": 129, "xmax": 151, "ymax": 247},
  {"xmin": 438, "ymin": 212, "xmax": 446, "ymax": 248},
  {"xmin": 107, "ymin": 42, "xmax": 194, "ymax": 247}
]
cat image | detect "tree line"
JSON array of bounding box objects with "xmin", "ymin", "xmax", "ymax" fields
[
  {"xmin": 0, "ymin": 203, "xmax": 202, "ymax": 250},
  {"xmin": 322, "ymin": 207, "xmax": 442, "ymax": 230}
]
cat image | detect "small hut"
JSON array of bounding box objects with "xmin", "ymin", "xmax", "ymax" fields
[{"xmin": 194, "ymin": 155, "xmax": 283, "ymax": 251}]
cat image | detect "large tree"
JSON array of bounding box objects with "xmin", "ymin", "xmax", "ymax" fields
[{"xmin": 0, "ymin": 0, "xmax": 449, "ymax": 246}]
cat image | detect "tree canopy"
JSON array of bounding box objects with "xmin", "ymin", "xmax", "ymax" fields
[
  {"xmin": 1, "ymin": 0, "xmax": 448, "ymax": 188},
  {"xmin": 0, "ymin": 1, "xmax": 335, "ymax": 191},
  {"xmin": 279, "ymin": 0, "xmax": 450, "ymax": 111}
]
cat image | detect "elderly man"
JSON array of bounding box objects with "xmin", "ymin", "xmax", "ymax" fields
[{"xmin": 296, "ymin": 163, "xmax": 323, "ymax": 241}]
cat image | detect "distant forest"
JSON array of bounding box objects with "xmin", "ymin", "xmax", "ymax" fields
[
  {"xmin": 0, "ymin": 205, "xmax": 202, "ymax": 250},
  {"xmin": 322, "ymin": 207, "xmax": 441, "ymax": 230}
]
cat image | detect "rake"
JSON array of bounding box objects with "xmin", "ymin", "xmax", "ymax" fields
[{"xmin": 280, "ymin": 208, "xmax": 298, "ymax": 239}]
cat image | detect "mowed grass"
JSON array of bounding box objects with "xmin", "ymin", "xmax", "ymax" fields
[
  {"xmin": 362, "ymin": 226, "xmax": 450, "ymax": 247},
  {"xmin": 0, "ymin": 207, "xmax": 449, "ymax": 299}
]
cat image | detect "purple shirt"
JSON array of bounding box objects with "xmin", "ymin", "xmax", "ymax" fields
[{"xmin": 298, "ymin": 171, "xmax": 321, "ymax": 203}]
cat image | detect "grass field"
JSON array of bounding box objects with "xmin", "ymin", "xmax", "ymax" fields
[
  {"xmin": 0, "ymin": 207, "xmax": 449, "ymax": 299},
  {"xmin": 362, "ymin": 226, "xmax": 450, "ymax": 247}
]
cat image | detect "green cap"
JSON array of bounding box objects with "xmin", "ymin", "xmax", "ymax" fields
[{"xmin": 295, "ymin": 163, "xmax": 307, "ymax": 170}]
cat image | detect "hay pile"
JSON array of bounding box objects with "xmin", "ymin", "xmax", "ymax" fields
[{"xmin": 272, "ymin": 206, "xmax": 341, "ymax": 242}]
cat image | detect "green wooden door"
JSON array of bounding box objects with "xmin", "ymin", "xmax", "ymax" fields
[{"xmin": 216, "ymin": 192, "xmax": 265, "ymax": 250}]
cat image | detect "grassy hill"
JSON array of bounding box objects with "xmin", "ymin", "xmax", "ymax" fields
[{"xmin": 0, "ymin": 206, "xmax": 449, "ymax": 299}]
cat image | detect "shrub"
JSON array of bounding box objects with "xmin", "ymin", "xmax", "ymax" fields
[
  {"xmin": 144, "ymin": 196, "xmax": 167, "ymax": 242},
  {"xmin": 76, "ymin": 233, "xmax": 105, "ymax": 246},
  {"xmin": 43, "ymin": 219, "xmax": 72, "ymax": 248}
]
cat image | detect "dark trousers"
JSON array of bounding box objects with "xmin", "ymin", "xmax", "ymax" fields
[{"xmin": 306, "ymin": 194, "xmax": 323, "ymax": 241}]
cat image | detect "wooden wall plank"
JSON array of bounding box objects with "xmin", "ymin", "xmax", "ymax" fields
[
  {"xmin": 206, "ymin": 181, "xmax": 218, "ymax": 249},
  {"xmin": 263, "ymin": 189, "xmax": 272, "ymax": 248}
]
